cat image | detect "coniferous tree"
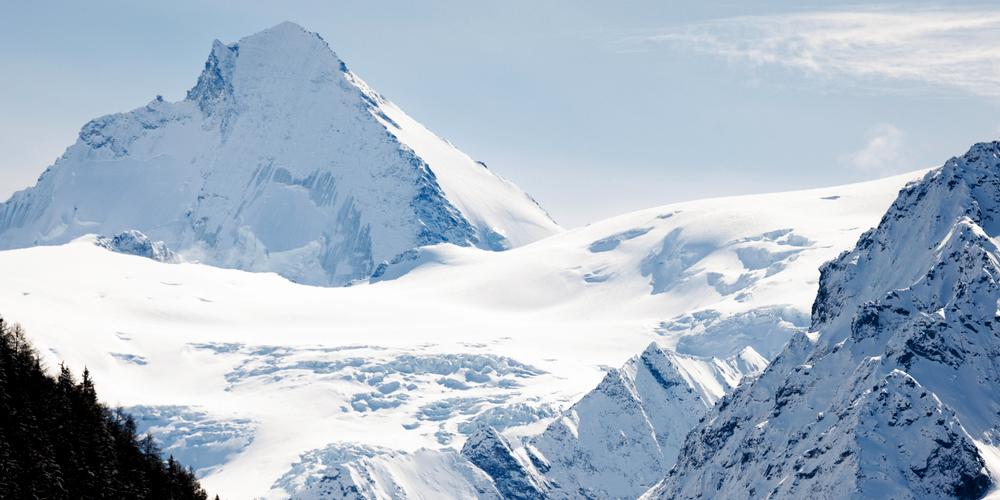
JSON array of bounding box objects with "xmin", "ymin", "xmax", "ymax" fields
[{"xmin": 0, "ymin": 317, "xmax": 210, "ymax": 499}]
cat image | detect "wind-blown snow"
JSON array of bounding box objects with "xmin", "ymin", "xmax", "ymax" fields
[{"xmin": 0, "ymin": 170, "xmax": 921, "ymax": 497}]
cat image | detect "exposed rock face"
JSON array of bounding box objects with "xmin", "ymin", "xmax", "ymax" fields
[
  {"xmin": 96, "ymin": 230, "xmax": 180, "ymax": 263},
  {"xmin": 463, "ymin": 344, "xmax": 766, "ymax": 499},
  {"xmin": 0, "ymin": 22, "xmax": 560, "ymax": 286},
  {"xmin": 648, "ymin": 143, "xmax": 1000, "ymax": 499},
  {"xmin": 461, "ymin": 427, "xmax": 549, "ymax": 500}
]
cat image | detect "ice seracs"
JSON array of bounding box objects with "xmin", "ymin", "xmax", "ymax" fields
[
  {"xmin": 273, "ymin": 343, "xmax": 768, "ymax": 499},
  {"xmin": 0, "ymin": 162, "xmax": 923, "ymax": 496},
  {"xmin": 272, "ymin": 443, "xmax": 501, "ymax": 499},
  {"xmin": 0, "ymin": 22, "xmax": 560, "ymax": 286}
]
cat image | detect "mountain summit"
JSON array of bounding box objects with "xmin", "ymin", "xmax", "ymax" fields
[
  {"xmin": 648, "ymin": 143, "xmax": 1000, "ymax": 499},
  {"xmin": 0, "ymin": 22, "xmax": 560, "ymax": 285}
]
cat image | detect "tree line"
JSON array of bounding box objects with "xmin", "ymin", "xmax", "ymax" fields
[{"xmin": 0, "ymin": 317, "xmax": 213, "ymax": 499}]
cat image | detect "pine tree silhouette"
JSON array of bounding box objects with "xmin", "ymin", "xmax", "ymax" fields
[{"xmin": 0, "ymin": 317, "xmax": 210, "ymax": 499}]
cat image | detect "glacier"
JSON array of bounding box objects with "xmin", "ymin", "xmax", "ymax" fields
[
  {"xmin": 4, "ymin": 19, "xmax": 977, "ymax": 500},
  {"xmin": 0, "ymin": 22, "xmax": 560, "ymax": 286},
  {"xmin": 0, "ymin": 168, "xmax": 921, "ymax": 497}
]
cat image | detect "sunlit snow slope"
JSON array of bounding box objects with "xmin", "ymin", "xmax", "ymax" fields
[
  {"xmin": 0, "ymin": 171, "xmax": 921, "ymax": 497},
  {"xmin": 0, "ymin": 22, "xmax": 559, "ymax": 286},
  {"xmin": 649, "ymin": 142, "xmax": 1000, "ymax": 500}
]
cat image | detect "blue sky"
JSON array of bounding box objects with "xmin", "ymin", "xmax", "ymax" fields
[{"xmin": 3, "ymin": 0, "xmax": 1000, "ymax": 227}]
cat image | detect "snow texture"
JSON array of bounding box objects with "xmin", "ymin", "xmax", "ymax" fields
[
  {"xmin": 273, "ymin": 443, "xmax": 501, "ymax": 499},
  {"xmin": 0, "ymin": 170, "xmax": 918, "ymax": 498},
  {"xmin": 95, "ymin": 230, "xmax": 180, "ymax": 263},
  {"xmin": 649, "ymin": 142, "xmax": 1000, "ymax": 500},
  {"xmin": 0, "ymin": 22, "xmax": 560, "ymax": 286},
  {"xmin": 511, "ymin": 343, "xmax": 766, "ymax": 498},
  {"xmin": 129, "ymin": 405, "xmax": 255, "ymax": 478},
  {"xmin": 0, "ymin": 47, "xmax": 926, "ymax": 494}
]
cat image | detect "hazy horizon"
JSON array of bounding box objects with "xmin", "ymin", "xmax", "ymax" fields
[{"xmin": 3, "ymin": 0, "xmax": 999, "ymax": 227}]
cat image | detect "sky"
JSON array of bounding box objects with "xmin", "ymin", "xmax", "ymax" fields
[{"xmin": 3, "ymin": 0, "xmax": 1000, "ymax": 227}]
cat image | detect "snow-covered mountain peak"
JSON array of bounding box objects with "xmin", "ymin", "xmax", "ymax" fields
[
  {"xmin": 0, "ymin": 168, "xmax": 922, "ymax": 497},
  {"xmin": 465, "ymin": 342, "xmax": 769, "ymax": 499},
  {"xmin": 0, "ymin": 23, "xmax": 560, "ymax": 286},
  {"xmin": 812, "ymin": 141, "xmax": 1000, "ymax": 337},
  {"xmin": 188, "ymin": 22, "xmax": 351, "ymax": 114},
  {"xmin": 239, "ymin": 20, "xmax": 326, "ymax": 50},
  {"xmin": 650, "ymin": 142, "xmax": 1000, "ymax": 499}
]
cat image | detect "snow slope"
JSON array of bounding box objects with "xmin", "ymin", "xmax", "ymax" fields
[
  {"xmin": 0, "ymin": 22, "xmax": 559, "ymax": 286},
  {"xmin": 503, "ymin": 344, "xmax": 767, "ymax": 498},
  {"xmin": 271, "ymin": 344, "xmax": 766, "ymax": 499},
  {"xmin": 273, "ymin": 444, "xmax": 500, "ymax": 499},
  {"xmin": 0, "ymin": 171, "xmax": 921, "ymax": 497},
  {"xmin": 648, "ymin": 143, "xmax": 1000, "ymax": 499}
]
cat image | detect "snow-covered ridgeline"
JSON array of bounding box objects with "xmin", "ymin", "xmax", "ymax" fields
[
  {"xmin": 465, "ymin": 344, "xmax": 767, "ymax": 499},
  {"xmin": 95, "ymin": 230, "xmax": 181, "ymax": 263},
  {"xmin": 649, "ymin": 142, "xmax": 1000, "ymax": 499},
  {"xmin": 0, "ymin": 22, "xmax": 559, "ymax": 286},
  {"xmin": 269, "ymin": 344, "xmax": 767, "ymax": 499},
  {"xmin": 0, "ymin": 170, "xmax": 919, "ymax": 498}
]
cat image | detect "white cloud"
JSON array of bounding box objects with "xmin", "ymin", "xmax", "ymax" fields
[
  {"xmin": 634, "ymin": 9, "xmax": 1000, "ymax": 96},
  {"xmin": 842, "ymin": 123, "xmax": 907, "ymax": 171}
]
